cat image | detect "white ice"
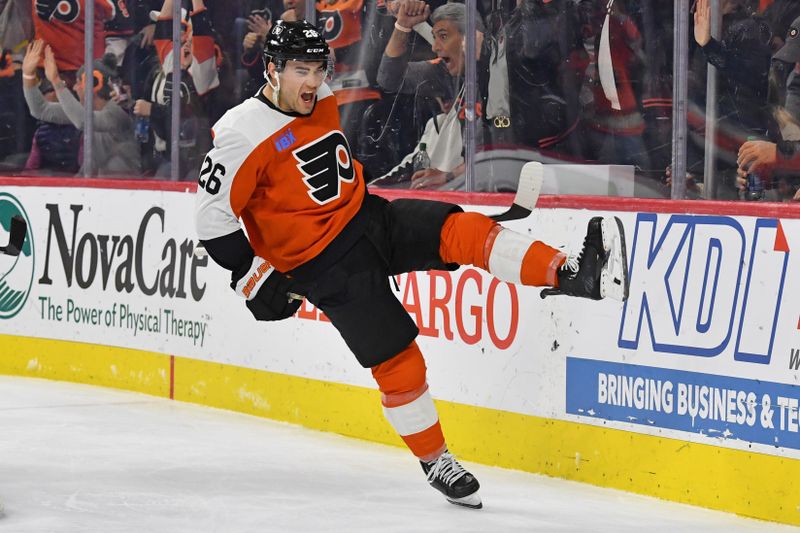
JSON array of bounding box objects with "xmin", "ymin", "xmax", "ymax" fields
[{"xmin": 0, "ymin": 376, "xmax": 790, "ymax": 533}]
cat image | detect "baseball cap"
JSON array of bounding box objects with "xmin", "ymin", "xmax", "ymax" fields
[{"xmin": 775, "ymin": 15, "xmax": 800, "ymax": 63}]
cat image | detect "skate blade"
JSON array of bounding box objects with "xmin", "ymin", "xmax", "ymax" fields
[
  {"xmin": 600, "ymin": 217, "xmax": 629, "ymax": 302},
  {"xmin": 446, "ymin": 492, "xmax": 483, "ymax": 509}
]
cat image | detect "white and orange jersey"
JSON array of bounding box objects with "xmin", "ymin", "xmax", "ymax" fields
[{"xmin": 195, "ymin": 84, "xmax": 366, "ymax": 273}]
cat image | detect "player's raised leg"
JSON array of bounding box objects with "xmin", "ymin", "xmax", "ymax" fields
[{"xmin": 439, "ymin": 212, "xmax": 629, "ymax": 301}]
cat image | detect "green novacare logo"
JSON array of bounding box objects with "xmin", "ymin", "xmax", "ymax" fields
[{"xmin": 0, "ymin": 193, "xmax": 34, "ymax": 319}]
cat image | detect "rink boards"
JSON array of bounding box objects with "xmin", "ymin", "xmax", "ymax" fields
[{"xmin": 1, "ymin": 179, "xmax": 799, "ymax": 525}]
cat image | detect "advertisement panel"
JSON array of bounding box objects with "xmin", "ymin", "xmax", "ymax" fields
[
  {"xmin": 566, "ymin": 211, "xmax": 800, "ymax": 457},
  {"xmin": 2, "ymin": 186, "xmax": 799, "ymax": 460}
]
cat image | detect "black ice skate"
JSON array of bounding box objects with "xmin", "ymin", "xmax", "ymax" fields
[
  {"xmin": 540, "ymin": 216, "xmax": 629, "ymax": 301},
  {"xmin": 421, "ymin": 451, "xmax": 482, "ymax": 509}
]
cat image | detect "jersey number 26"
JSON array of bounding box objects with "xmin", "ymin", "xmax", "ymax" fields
[{"xmin": 199, "ymin": 156, "xmax": 226, "ymax": 195}]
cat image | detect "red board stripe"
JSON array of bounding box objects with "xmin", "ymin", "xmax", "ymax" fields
[{"xmin": 2, "ymin": 176, "xmax": 800, "ymax": 218}]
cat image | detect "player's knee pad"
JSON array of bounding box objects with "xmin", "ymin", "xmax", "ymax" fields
[
  {"xmin": 439, "ymin": 211, "xmax": 499, "ymax": 268},
  {"xmin": 371, "ymin": 341, "xmax": 427, "ymax": 400}
]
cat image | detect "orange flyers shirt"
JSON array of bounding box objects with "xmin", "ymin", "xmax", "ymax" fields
[
  {"xmin": 195, "ymin": 84, "xmax": 365, "ymax": 273},
  {"xmin": 317, "ymin": 0, "xmax": 363, "ymax": 50},
  {"xmin": 33, "ymin": 0, "xmax": 113, "ymax": 72}
]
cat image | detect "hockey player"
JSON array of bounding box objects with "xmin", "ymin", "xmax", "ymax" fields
[{"xmin": 195, "ymin": 20, "xmax": 629, "ymax": 510}]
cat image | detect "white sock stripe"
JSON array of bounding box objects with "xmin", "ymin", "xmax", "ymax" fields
[
  {"xmin": 487, "ymin": 229, "xmax": 531, "ymax": 284},
  {"xmin": 382, "ymin": 389, "xmax": 439, "ymax": 437}
]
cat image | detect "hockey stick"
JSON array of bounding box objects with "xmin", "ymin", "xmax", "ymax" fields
[
  {"xmin": 489, "ymin": 161, "xmax": 543, "ymax": 222},
  {"xmin": 0, "ymin": 215, "xmax": 26, "ymax": 257}
]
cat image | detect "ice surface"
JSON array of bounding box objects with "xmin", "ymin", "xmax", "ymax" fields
[{"xmin": 0, "ymin": 376, "xmax": 790, "ymax": 533}]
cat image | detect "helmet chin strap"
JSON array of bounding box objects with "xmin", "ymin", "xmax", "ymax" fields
[{"xmin": 266, "ymin": 68, "xmax": 281, "ymax": 108}]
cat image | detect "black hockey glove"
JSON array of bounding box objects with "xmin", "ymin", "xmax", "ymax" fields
[{"xmin": 232, "ymin": 256, "xmax": 303, "ymax": 321}]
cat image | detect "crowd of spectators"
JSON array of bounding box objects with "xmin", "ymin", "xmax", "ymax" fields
[{"xmin": 0, "ymin": 0, "xmax": 798, "ymax": 200}]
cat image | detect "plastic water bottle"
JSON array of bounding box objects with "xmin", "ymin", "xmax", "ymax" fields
[
  {"xmin": 746, "ymin": 171, "xmax": 764, "ymax": 201},
  {"xmin": 135, "ymin": 116, "xmax": 150, "ymax": 143},
  {"xmin": 412, "ymin": 142, "xmax": 431, "ymax": 173}
]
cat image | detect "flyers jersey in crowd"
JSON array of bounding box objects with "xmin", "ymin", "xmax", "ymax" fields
[
  {"xmin": 33, "ymin": 0, "xmax": 113, "ymax": 71},
  {"xmin": 195, "ymin": 84, "xmax": 365, "ymax": 273},
  {"xmin": 317, "ymin": 0, "xmax": 381, "ymax": 106},
  {"xmin": 317, "ymin": 0, "xmax": 364, "ymax": 50}
]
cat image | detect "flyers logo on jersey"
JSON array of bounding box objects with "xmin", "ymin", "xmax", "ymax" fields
[
  {"xmin": 293, "ymin": 131, "xmax": 355, "ymax": 205},
  {"xmin": 36, "ymin": 0, "xmax": 80, "ymax": 23}
]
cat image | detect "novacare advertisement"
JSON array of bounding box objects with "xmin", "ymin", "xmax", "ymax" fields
[
  {"xmin": 2, "ymin": 185, "xmax": 800, "ymax": 460},
  {"xmin": 0, "ymin": 186, "xmax": 536, "ymax": 399}
]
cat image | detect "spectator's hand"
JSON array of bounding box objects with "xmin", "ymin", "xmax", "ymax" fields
[
  {"xmin": 35, "ymin": 0, "xmax": 57, "ymax": 21},
  {"xmin": 694, "ymin": 0, "xmax": 711, "ymax": 46},
  {"xmin": 793, "ymin": 188, "xmax": 800, "ymax": 202},
  {"xmin": 735, "ymin": 167, "xmax": 747, "ymax": 193},
  {"xmin": 243, "ymin": 32, "xmax": 262, "ymax": 52},
  {"xmin": 386, "ymin": 0, "xmax": 401, "ymax": 16},
  {"xmin": 43, "ymin": 45, "xmax": 61, "ymax": 85},
  {"xmin": 134, "ymin": 99, "xmax": 153, "ymax": 117},
  {"xmin": 111, "ymin": 83, "xmax": 130, "ymax": 105},
  {"xmin": 411, "ymin": 168, "xmax": 448, "ymax": 189},
  {"xmin": 737, "ymin": 140, "xmax": 777, "ymax": 176},
  {"xmin": 22, "ymin": 39, "xmax": 45, "ymax": 77},
  {"xmin": 247, "ymin": 14, "xmax": 271, "ymax": 37},
  {"xmin": 139, "ymin": 24, "xmax": 156, "ymax": 48},
  {"xmin": 665, "ymin": 165, "xmax": 701, "ymax": 194},
  {"xmin": 396, "ymin": 0, "xmax": 430, "ymax": 30}
]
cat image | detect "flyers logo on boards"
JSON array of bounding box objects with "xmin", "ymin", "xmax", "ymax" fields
[
  {"xmin": 0, "ymin": 193, "xmax": 34, "ymax": 320},
  {"xmin": 618, "ymin": 214, "xmax": 791, "ymax": 365},
  {"xmin": 293, "ymin": 130, "xmax": 355, "ymax": 205}
]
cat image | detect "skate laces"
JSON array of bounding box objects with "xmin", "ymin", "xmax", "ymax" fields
[
  {"xmin": 561, "ymin": 227, "xmax": 601, "ymax": 275},
  {"xmin": 427, "ymin": 452, "xmax": 468, "ymax": 486},
  {"xmin": 561, "ymin": 255, "xmax": 580, "ymax": 274}
]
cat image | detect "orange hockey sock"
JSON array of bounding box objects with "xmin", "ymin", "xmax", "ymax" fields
[
  {"xmin": 371, "ymin": 342, "xmax": 446, "ymax": 462},
  {"xmin": 439, "ymin": 212, "xmax": 565, "ymax": 287}
]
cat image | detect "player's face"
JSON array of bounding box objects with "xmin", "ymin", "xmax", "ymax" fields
[
  {"xmin": 278, "ymin": 60, "xmax": 326, "ymax": 114},
  {"xmin": 431, "ymin": 20, "xmax": 464, "ymax": 76}
]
